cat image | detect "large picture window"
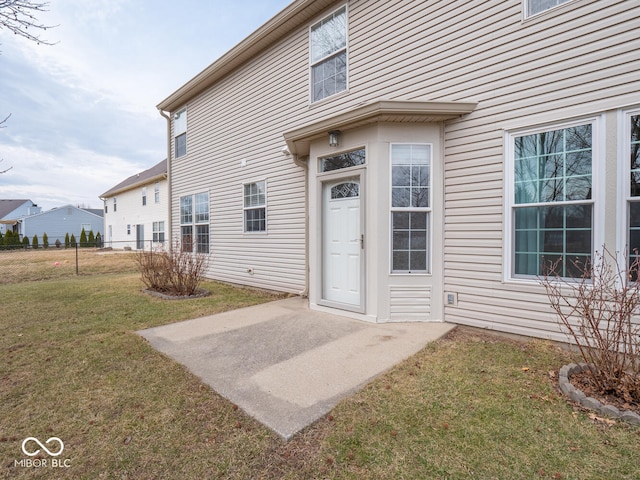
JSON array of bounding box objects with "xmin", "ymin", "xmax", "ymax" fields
[
  {"xmin": 511, "ymin": 123, "xmax": 594, "ymax": 277},
  {"xmin": 390, "ymin": 144, "xmax": 431, "ymax": 273},
  {"xmin": 174, "ymin": 108, "xmax": 187, "ymax": 158},
  {"xmin": 180, "ymin": 192, "xmax": 209, "ymax": 253},
  {"xmin": 244, "ymin": 181, "xmax": 266, "ymax": 232},
  {"xmin": 310, "ymin": 6, "xmax": 347, "ymax": 103}
]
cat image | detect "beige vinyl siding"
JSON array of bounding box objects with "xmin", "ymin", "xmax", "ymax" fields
[
  {"xmin": 389, "ymin": 285, "xmax": 431, "ymax": 322},
  {"xmin": 169, "ymin": 27, "xmax": 312, "ymax": 293},
  {"xmin": 166, "ymin": 0, "xmax": 638, "ymax": 335}
]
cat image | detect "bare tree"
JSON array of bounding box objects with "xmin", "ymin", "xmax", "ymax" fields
[
  {"xmin": 0, "ymin": 0, "xmax": 56, "ymax": 45},
  {"xmin": 0, "ymin": 1, "xmax": 56, "ymax": 173}
]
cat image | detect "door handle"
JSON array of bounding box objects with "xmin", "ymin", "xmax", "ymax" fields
[{"xmin": 360, "ymin": 234, "xmax": 364, "ymax": 250}]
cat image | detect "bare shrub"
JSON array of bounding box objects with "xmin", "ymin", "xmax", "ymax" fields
[
  {"xmin": 135, "ymin": 245, "xmax": 171, "ymax": 292},
  {"xmin": 540, "ymin": 248, "xmax": 640, "ymax": 403},
  {"xmin": 134, "ymin": 239, "xmax": 209, "ymax": 296}
]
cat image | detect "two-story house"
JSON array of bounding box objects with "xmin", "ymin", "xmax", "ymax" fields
[
  {"xmin": 21, "ymin": 205, "xmax": 103, "ymax": 245},
  {"xmin": 0, "ymin": 199, "xmax": 40, "ymax": 236},
  {"xmin": 100, "ymin": 159, "xmax": 168, "ymax": 250},
  {"xmin": 156, "ymin": 0, "xmax": 640, "ymax": 341}
]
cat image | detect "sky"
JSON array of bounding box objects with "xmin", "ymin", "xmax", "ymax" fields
[{"xmin": 0, "ymin": 0, "xmax": 291, "ymax": 210}]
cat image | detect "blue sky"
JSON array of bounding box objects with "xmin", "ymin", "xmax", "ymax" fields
[{"xmin": 0, "ymin": 0, "xmax": 291, "ymax": 210}]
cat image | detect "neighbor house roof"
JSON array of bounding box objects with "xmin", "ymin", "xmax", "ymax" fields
[
  {"xmin": 100, "ymin": 159, "xmax": 167, "ymax": 199},
  {"xmin": 0, "ymin": 199, "xmax": 32, "ymax": 219},
  {"xmin": 157, "ymin": 0, "xmax": 335, "ymax": 112}
]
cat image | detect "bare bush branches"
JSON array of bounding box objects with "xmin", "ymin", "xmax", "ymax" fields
[
  {"xmin": 134, "ymin": 239, "xmax": 209, "ymax": 297},
  {"xmin": 540, "ymin": 248, "xmax": 640, "ymax": 403},
  {"xmin": 0, "ymin": 0, "xmax": 56, "ymax": 45}
]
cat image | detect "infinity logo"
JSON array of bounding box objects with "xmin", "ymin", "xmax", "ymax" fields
[{"xmin": 21, "ymin": 437, "xmax": 64, "ymax": 457}]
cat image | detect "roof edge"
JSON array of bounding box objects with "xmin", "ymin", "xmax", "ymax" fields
[
  {"xmin": 99, "ymin": 172, "xmax": 167, "ymax": 199},
  {"xmin": 283, "ymin": 100, "xmax": 478, "ymax": 156},
  {"xmin": 157, "ymin": 0, "xmax": 334, "ymax": 112}
]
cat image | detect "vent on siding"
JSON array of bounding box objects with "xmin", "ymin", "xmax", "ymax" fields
[{"xmin": 389, "ymin": 285, "xmax": 431, "ymax": 322}]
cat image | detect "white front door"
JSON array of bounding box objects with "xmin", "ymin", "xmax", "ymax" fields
[{"xmin": 322, "ymin": 179, "xmax": 362, "ymax": 307}]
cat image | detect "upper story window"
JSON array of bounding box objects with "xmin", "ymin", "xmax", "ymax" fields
[
  {"xmin": 525, "ymin": 0, "xmax": 572, "ymax": 18},
  {"xmin": 154, "ymin": 182, "xmax": 160, "ymax": 203},
  {"xmin": 310, "ymin": 6, "xmax": 347, "ymax": 103},
  {"xmin": 509, "ymin": 121, "xmax": 596, "ymax": 278},
  {"xmin": 174, "ymin": 108, "xmax": 187, "ymax": 158},
  {"xmin": 142, "ymin": 187, "xmax": 147, "ymax": 206},
  {"xmin": 113, "ymin": 197, "xmax": 117, "ymax": 212}
]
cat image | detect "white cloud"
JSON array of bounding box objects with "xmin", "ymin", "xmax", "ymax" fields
[{"xmin": 0, "ymin": 0, "xmax": 292, "ymax": 210}]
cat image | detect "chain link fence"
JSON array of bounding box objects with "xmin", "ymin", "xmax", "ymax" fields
[{"xmin": 0, "ymin": 241, "xmax": 155, "ymax": 285}]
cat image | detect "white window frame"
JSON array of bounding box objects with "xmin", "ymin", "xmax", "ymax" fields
[
  {"xmin": 113, "ymin": 197, "xmax": 117, "ymax": 212},
  {"xmin": 174, "ymin": 108, "xmax": 187, "ymax": 158},
  {"xmin": 309, "ymin": 5, "xmax": 348, "ymax": 103},
  {"xmin": 523, "ymin": 0, "xmax": 574, "ymax": 18},
  {"xmin": 243, "ymin": 180, "xmax": 267, "ymax": 233},
  {"xmin": 142, "ymin": 187, "xmax": 147, "ymax": 206},
  {"xmin": 152, "ymin": 221, "xmax": 165, "ymax": 244},
  {"xmin": 504, "ymin": 116, "xmax": 605, "ymax": 282},
  {"xmin": 389, "ymin": 143, "xmax": 432, "ymax": 274},
  {"xmin": 154, "ymin": 182, "xmax": 160, "ymax": 204},
  {"xmin": 180, "ymin": 192, "xmax": 210, "ymax": 253},
  {"xmin": 618, "ymin": 107, "xmax": 640, "ymax": 269}
]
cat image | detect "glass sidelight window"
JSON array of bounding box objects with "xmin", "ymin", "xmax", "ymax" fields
[{"xmin": 390, "ymin": 144, "xmax": 431, "ymax": 273}]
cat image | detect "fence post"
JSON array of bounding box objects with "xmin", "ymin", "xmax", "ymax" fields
[{"xmin": 76, "ymin": 243, "xmax": 79, "ymax": 275}]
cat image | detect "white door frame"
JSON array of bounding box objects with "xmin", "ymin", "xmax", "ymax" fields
[{"xmin": 317, "ymin": 168, "xmax": 366, "ymax": 313}]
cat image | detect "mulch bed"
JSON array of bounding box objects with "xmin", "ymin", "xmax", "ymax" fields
[{"xmin": 570, "ymin": 370, "xmax": 640, "ymax": 416}]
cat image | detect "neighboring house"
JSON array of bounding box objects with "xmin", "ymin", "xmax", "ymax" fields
[
  {"xmin": 0, "ymin": 199, "xmax": 40, "ymax": 235},
  {"xmin": 99, "ymin": 159, "xmax": 168, "ymax": 250},
  {"xmin": 156, "ymin": 0, "xmax": 640, "ymax": 341},
  {"xmin": 21, "ymin": 205, "xmax": 103, "ymax": 244}
]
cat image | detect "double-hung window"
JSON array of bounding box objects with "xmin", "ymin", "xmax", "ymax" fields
[
  {"xmin": 113, "ymin": 197, "xmax": 117, "ymax": 212},
  {"xmin": 310, "ymin": 6, "xmax": 347, "ymax": 103},
  {"xmin": 154, "ymin": 182, "xmax": 160, "ymax": 203},
  {"xmin": 524, "ymin": 0, "xmax": 572, "ymax": 18},
  {"xmin": 510, "ymin": 122, "xmax": 595, "ymax": 277},
  {"xmin": 153, "ymin": 221, "xmax": 165, "ymax": 243},
  {"xmin": 174, "ymin": 108, "xmax": 187, "ymax": 158},
  {"xmin": 142, "ymin": 187, "xmax": 147, "ymax": 206},
  {"xmin": 627, "ymin": 113, "xmax": 640, "ymax": 267},
  {"xmin": 390, "ymin": 144, "xmax": 431, "ymax": 273},
  {"xmin": 243, "ymin": 181, "xmax": 266, "ymax": 232},
  {"xmin": 180, "ymin": 192, "xmax": 210, "ymax": 253}
]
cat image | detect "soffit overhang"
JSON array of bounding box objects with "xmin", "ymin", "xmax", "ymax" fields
[
  {"xmin": 283, "ymin": 100, "xmax": 478, "ymax": 157},
  {"xmin": 157, "ymin": 0, "xmax": 337, "ymax": 112}
]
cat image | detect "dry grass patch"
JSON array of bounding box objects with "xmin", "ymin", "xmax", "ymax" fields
[
  {"xmin": 1, "ymin": 273, "xmax": 639, "ymax": 479},
  {"xmin": 0, "ymin": 248, "xmax": 137, "ymax": 284}
]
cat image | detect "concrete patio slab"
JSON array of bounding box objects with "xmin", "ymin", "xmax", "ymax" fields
[{"xmin": 138, "ymin": 297, "xmax": 455, "ymax": 440}]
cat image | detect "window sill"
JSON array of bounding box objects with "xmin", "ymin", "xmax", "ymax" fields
[{"xmin": 308, "ymin": 89, "xmax": 350, "ymax": 110}]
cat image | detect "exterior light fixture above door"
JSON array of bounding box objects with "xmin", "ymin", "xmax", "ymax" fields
[{"xmin": 328, "ymin": 130, "xmax": 341, "ymax": 147}]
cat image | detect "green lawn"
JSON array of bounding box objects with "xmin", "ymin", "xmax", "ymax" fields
[{"xmin": 1, "ymin": 272, "xmax": 639, "ymax": 479}]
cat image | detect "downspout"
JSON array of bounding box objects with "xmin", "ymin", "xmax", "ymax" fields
[
  {"xmin": 292, "ymin": 154, "xmax": 309, "ymax": 297},
  {"xmin": 158, "ymin": 109, "xmax": 172, "ymax": 246}
]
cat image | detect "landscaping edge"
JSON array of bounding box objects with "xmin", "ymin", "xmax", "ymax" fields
[{"xmin": 559, "ymin": 363, "xmax": 640, "ymax": 426}]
